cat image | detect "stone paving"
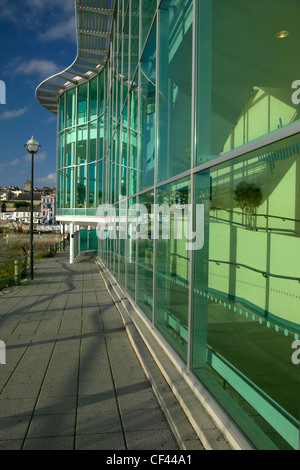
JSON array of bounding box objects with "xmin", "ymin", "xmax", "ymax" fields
[{"xmin": 0, "ymin": 250, "xmax": 180, "ymax": 450}]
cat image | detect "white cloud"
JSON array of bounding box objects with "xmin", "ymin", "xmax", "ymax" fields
[
  {"xmin": 39, "ymin": 16, "xmax": 76, "ymax": 42},
  {"xmin": 0, "ymin": 107, "xmax": 28, "ymax": 120},
  {"xmin": 36, "ymin": 173, "xmax": 56, "ymax": 187},
  {"xmin": 0, "ymin": 0, "xmax": 76, "ymax": 42},
  {"xmin": 14, "ymin": 59, "xmax": 61, "ymax": 79}
]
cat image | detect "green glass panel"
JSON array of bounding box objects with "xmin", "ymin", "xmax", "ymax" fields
[
  {"xmin": 64, "ymin": 167, "xmax": 74, "ymax": 209},
  {"xmin": 65, "ymin": 129, "xmax": 75, "ymax": 167},
  {"xmin": 98, "ymin": 73, "xmax": 105, "ymax": 115},
  {"xmin": 76, "ymin": 126, "xmax": 87, "ymax": 164},
  {"xmin": 80, "ymin": 230, "xmax": 88, "ymax": 251},
  {"xmin": 137, "ymin": 191, "xmax": 154, "ymax": 320},
  {"xmin": 77, "ymin": 83, "xmax": 88, "ymax": 124},
  {"xmin": 130, "ymin": 0, "xmax": 140, "ymax": 79},
  {"xmin": 195, "ymin": 0, "xmax": 300, "ymax": 166},
  {"xmin": 66, "ymin": 88, "xmax": 76, "ymax": 128},
  {"xmin": 88, "ymin": 163, "xmax": 96, "ymax": 208},
  {"xmin": 57, "ymin": 170, "xmax": 63, "ymax": 209},
  {"xmin": 76, "ymin": 165, "xmax": 86, "ymax": 208},
  {"xmin": 58, "ymin": 94, "xmax": 65, "ymax": 131},
  {"xmin": 57, "ymin": 133, "xmax": 64, "ymax": 169},
  {"xmin": 97, "ymin": 160, "xmax": 103, "ymax": 205},
  {"xmin": 192, "ymin": 134, "xmax": 300, "ymax": 449},
  {"xmin": 141, "ymin": 0, "xmax": 156, "ymax": 51},
  {"xmin": 119, "ymin": 198, "xmax": 127, "ymax": 286},
  {"xmin": 140, "ymin": 22, "xmax": 156, "ymax": 190},
  {"xmin": 97, "ymin": 116, "xmax": 104, "ymax": 160},
  {"xmin": 88, "ymin": 121, "xmax": 97, "ymax": 162},
  {"xmin": 127, "ymin": 197, "xmax": 137, "ymax": 297},
  {"xmin": 155, "ymin": 177, "xmax": 191, "ymax": 362},
  {"xmin": 157, "ymin": 0, "xmax": 193, "ymax": 183},
  {"xmin": 123, "ymin": 13, "xmax": 130, "ymax": 88},
  {"xmin": 89, "ymin": 79, "xmax": 98, "ymax": 120}
]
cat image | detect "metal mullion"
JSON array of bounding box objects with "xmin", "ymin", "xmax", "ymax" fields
[
  {"xmin": 152, "ymin": 4, "xmax": 160, "ymax": 327},
  {"xmin": 118, "ymin": 116, "xmax": 122, "ymax": 281},
  {"xmin": 187, "ymin": 0, "xmax": 197, "ymax": 373},
  {"xmin": 125, "ymin": 95, "xmax": 131, "ymax": 291},
  {"xmin": 134, "ymin": 0, "xmax": 142, "ymax": 304}
]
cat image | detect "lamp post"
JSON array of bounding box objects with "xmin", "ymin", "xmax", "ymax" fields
[{"xmin": 25, "ymin": 136, "xmax": 40, "ymax": 280}]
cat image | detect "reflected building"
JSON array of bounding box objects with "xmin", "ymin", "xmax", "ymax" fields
[{"xmin": 36, "ymin": 0, "xmax": 300, "ymax": 450}]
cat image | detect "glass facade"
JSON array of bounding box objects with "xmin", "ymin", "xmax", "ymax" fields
[{"xmin": 54, "ymin": 0, "xmax": 300, "ymax": 450}]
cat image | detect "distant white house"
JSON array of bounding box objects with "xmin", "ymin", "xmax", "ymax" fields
[{"xmin": 1, "ymin": 208, "xmax": 41, "ymax": 224}]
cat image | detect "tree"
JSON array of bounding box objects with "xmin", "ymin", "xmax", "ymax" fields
[{"xmin": 234, "ymin": 182, "xmax": 262, "ymax": 228}]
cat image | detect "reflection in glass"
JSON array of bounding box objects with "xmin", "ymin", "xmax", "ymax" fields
[
  {"xmin": 66, "ymin": 88, "xmax": 76, "ymax": 128},
  {"xmin": 89, "ymin": 79, "xmax": 98, "ymax": 120},
  {"xmin": 192, "ymin": 135, "xmax": 300, "ymax": 449},
  {"xmin": 76, "ymin": 165, "xmax": 86, "ymax": 208},
  {"xmin": 127, "ymin": 197, "xmax": 137, "ymax": 297},
  {"xmin": 157, "ymin": 0, "xmax": 193, "ymax": 183},
  {"xmin": 140, "ymin": 22, "xmax": 156, "ymax": 190},
  {"xmin": 137, "ymin": 191, "xmax": 154, "ymax": 320},
  {"xmin": 155, "ymin": 177, "xmax": 191, "ymax": 361},
  {"xmin": 196, "ymin": 0, "xmax": 300, "ymax": 165},
  {"xmin": 77, "ymin": 83, "xmax": 88, "ymax": 124}
]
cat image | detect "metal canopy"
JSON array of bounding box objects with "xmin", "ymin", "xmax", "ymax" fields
[{"xmin": 35, "ymin": 0, "xmax": 115, "ymax": 114}]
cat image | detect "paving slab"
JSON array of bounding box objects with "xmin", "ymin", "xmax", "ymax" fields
[{"xmin": 0, "ymin": 249, "xmax": 198, "ymax": 451}]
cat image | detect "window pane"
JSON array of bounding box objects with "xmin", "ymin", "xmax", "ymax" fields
[
  {"xmin": 88, "ymin": 163, "xmax": 96, "ymax": 208},
  {"xmin": 127, "ymin": 197, "xmax": 137, "ymax": 296},
  {"xmin": 155, "ymin": 177, "xmax": 191, "ymax": 362},
  {"xmin": 66, "ymin": 89, "xmax": 76, "ymax": 127},
  {"xmin": 140, "ymin": 22, "xmax": 156, "ymax": 190},
  {"xmin": 141, "ymin": 0, "xmax": 156, "ymax": 51},
  {"xmin": 77, "ymin": 83, "xmax": 88, "ymax": 124},
  {"xmin": 157, "ymin": 0, "xmax": 193, "ymax": 182},
  {"xmin": 137, "ymin": 191, "xmax": 154, "ymax": 320},
  {"xmin": 98, "ymin": 73, "xmax": 105, "ymax": 115},
  {"xmin": 58, "ymin": 94, "xmax": 65, "ymax": 131},
  {"xmin": 57, "ymin": 170, "xmax": 63, "ymax": 209},
  {"xmin": 76, "ymin": 165, "xmax": 86, "ymax": 208},
  {"xmin": 64, "ymin": 167, "xmax": 74, "ymax": 208},
  {"xmin": 192, "ymin": 135, "xmax": 300, "ymax": 449},
  {"xmin": 88, "ymin": 121, "xmax": 97, "ymax": 162},
  {"xmin": 196, "ymin": 0, "xmax": 300, "ymax": 165},
  {"xmin": 58, "ymin": 133, "xmax": 64, "ymax": 169},
  {"xmin": 130, "ymin": 0, "xmax": 140, "ymax": 79},
  {"xmin": 76, "ymin": 126, "xmax": 87, "ymax": 164},
  {"xmin": 89, "ymin": 79, "xmax": 98, "ymax": 120},
  {"xmin": 97, "ymin": 159, "xmax": 103, "ymax": 205},
  {"xmin": 65, "ymin": 129, "xmax": 75, "ymax": 167}
]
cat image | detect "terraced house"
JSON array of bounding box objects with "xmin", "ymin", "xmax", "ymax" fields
[{"xmin": 36, "ymin": 0, "xmax": 300, "ymax": 450}]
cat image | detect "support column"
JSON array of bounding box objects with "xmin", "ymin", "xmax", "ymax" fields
[{"xmin": 70, "ymin": 223, "xmax": 75, "ymax": 264}]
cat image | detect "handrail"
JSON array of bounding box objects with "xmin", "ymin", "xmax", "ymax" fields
[
  {"xmin": 210, "ymin": 215, "xmax": 300, "ymax": 235},
  {"xmin": 210, "ymin": 259, "xmax": 300, "ymax": 282},
  {"xmin": 212, "ymin": 206, "xmax": 300, "ymax": 224},
  {"xmin": 169, "ymin": 252, "xmax": 300, "ymax": 282},
  {"xmin": 0, "ymin": 237, "xmax": 69, "ymax": 288}
]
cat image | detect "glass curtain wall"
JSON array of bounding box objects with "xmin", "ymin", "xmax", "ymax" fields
[
  {"xmin": 56, "ymin": 0, "xmax": 300, "ymax": 450},
  {"xmin": 57, "ymin": 72, "xmax": 106, "ymax": 217}
]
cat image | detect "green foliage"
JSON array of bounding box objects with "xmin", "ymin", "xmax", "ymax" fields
[
  {"xmin": 234, "ymin": 182, "xmax": 262, "ymax": 212},
  {"xmin": 3, "ymin": 240, "xmax": 27, "ymax": 261}
]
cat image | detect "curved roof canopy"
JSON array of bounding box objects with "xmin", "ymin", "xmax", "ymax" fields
[{"xmin": 35, "ymin": 0, "xmax": 116, "ymax": 114}]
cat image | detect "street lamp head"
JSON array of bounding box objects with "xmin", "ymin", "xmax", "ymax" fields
[{"xmin": 25, "ymin": 136, "xmax": 40, "ymax": 154}]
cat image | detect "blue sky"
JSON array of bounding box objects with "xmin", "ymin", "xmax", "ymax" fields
[{"xmin": 0, "ymin": 0, "xmax": 77, "ymax": 189}]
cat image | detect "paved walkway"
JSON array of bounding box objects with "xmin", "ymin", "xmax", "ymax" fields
[{"xmin": 0, "ymin": 250, "xmax": 183, "ymax": 450}]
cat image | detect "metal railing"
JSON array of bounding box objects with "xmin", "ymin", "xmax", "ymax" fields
[{"xmin": 0, "ymin": 238, "xmax": 69, "ymax": 288}]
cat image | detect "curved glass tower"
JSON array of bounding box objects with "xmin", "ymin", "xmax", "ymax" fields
[{"xmin": 36, "ymin": 0, "xmax": 300, "ymax": 450}]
